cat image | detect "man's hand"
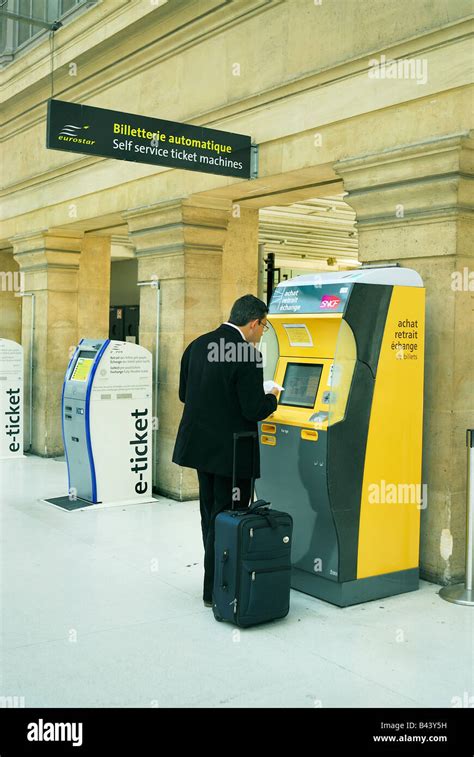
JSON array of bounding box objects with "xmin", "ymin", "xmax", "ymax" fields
[{"xmin": 269, "ymin": 387, "xmax": 280, "ymax": 396}]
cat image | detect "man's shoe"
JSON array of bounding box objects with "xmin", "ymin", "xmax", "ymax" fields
[{"xmin": 203, "ymin": 599, "xmax": 213, "ymax": 608}]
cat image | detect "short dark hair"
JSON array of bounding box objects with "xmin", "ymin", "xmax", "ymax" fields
[{"xmin": 228, "ymin": 294, "xmax": 268, "ymax": 326}]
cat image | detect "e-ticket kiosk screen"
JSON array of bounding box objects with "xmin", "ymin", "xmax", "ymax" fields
[
  {"xmin": 71, "ymin": 352, "xmax": 96, "ymax": 382},
  {"xmin": 279, "ymin": 363, "xmax": 323, "ymax": 408}
]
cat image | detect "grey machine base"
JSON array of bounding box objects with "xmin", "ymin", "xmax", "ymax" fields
[{"xmin": 292, "ymin": 567, "xmax": 419, "ymax": 607}]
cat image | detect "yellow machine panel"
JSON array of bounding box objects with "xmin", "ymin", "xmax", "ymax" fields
[{"xmin": 357, "ymin": 286, "xmax": 425, "ymax": 578}]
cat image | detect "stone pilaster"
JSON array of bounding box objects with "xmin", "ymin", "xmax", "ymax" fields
[
  {"xmin": 123, "ymin": 197, "xmax": 232, "ymax": 499},
  {"xmin": 335, "ymin": 133, "xmax": 474, "ymax": 585},
  {"xmin": 221, "ymin": 207, "xmax": 259, "ymax": 321},
  {"xmin": 11, "ymin": 230, "xmax": 83, "ymax": 455},
  {"xmin": 0, "ymin": 247, "xmax": 22, "ymax": 343},
  {"xmin": 77, "ymin": 235, "xmax": 111, "ymax": 341}
]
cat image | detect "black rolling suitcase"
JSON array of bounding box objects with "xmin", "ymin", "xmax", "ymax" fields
[{"xmin": 212, "ymin": 431, "xmax": 293, "ymax": 628}]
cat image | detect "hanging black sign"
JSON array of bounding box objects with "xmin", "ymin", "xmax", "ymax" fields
[{"xmin": 46, "ymin": 99, "xmax": 255, "ymax": 179}]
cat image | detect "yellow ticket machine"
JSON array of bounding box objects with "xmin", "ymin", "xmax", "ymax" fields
[{"xmin": 257, "ymin": 266, "xmax": 425, "ymax": 606}]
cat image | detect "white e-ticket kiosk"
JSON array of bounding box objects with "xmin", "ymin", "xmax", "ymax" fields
[
  {"xmin": 62, "ymin": 338, "xmax": 152, "ymax": 504},
  {"xmin": 0, "ymin": 338, "xmax": 24, "ymax": 459}
]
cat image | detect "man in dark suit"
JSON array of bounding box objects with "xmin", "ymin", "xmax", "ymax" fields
[{"xmin": 172, "ymin": 294, "xmax": 279, "ymax": 606}]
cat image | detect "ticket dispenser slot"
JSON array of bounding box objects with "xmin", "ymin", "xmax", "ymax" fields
[{"xmin": 301, "ymin": 429, "xmax": 318, "ymax": 441}]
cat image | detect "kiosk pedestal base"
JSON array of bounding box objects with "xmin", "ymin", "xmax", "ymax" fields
[
  {"xmin": 291, "ymin": 567, "xmax": 419, "ymax": 607},
  {"xmin": 42, "ymin": 496, "xmax": 157, "ymax": 512}
]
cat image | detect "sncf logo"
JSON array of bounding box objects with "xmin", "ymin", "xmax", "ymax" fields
[{"xmin": 320, "ymin": 294, "xmax": 341, "ymax": 309}]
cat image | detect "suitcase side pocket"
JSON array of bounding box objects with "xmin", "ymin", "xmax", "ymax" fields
[
  {"xmin": 242, "ymin": 518, "xmax": 292, "ymax": 559},
  {"xmin": 238, "ymin": 563, "xmax": 291, "ymax": 626}
]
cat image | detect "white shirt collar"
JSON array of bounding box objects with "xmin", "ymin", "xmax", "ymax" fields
[{"xmin": 223, "ymin": 322, "xmax": 247, "ymax": 341}]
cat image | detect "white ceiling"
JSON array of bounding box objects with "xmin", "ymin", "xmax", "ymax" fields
[{"xmin": 259, "ymin": 194, "xmax": 358, "ymax": 266}]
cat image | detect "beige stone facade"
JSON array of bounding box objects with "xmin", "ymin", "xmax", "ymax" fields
[{"xmin": 0, "ymin": 0, "xmax": 473, "ymax": 584}]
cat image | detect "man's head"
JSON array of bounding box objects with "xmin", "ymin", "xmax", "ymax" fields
[{"xmin": 228, "ymin": 294, "xmax": 269, "ymax": 345}]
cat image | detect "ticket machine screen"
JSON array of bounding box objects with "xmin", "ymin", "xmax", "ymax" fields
[
  {"xmin": 71, "ymin": 352, "xmax": 96, "ymax": 382},
  {"xmin": 279, "ymin": 363, "xmax": 323, "ymax": 408}
]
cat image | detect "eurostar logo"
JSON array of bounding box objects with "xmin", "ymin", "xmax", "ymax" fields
[
  {"xmin": 59, "ymin": 123, "xmax": 89, "ymax": 136},
  {"xmin": 57, "ymin": 123, "xmax": 96, "ymax": 145}
]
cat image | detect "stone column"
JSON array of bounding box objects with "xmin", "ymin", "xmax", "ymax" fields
[
  {"xmin": 0, "ymin": 247, "xmax": 22, "ymax": 343},
  {"xmin": 77, "ymin": 235, "xmax": 111, "ymax": 340},
  {"xmin": 123, "ymin": 197, "xmax": 232, "ymax": 500},
  {"xmin": 11, "ymin": 230, "xmax": 83, "ymax": 456},
  {"xmin": 335, "ymin": 132, "xmax": 474, "ymax": 585},
  {"xmin": 221, "ymin": 207, "xmax": 259, "ymax": 321}
]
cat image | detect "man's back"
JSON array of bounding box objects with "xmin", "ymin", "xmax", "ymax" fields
[{"xmin": 172, "ymin": 323, "xmax": 277, "ymax": 478}]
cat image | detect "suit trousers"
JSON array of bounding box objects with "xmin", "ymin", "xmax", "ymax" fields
[{"xmin": 197, "ymin": 471, "xmax": 252, "ymax": 602}]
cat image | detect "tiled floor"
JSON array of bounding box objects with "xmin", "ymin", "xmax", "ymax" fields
[{"xmin": 1, "ymin": 455, "xmax": 473, "ymax": 708}]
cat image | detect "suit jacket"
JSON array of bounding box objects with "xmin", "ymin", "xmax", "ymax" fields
[{"xmin": 172, "ymin": 323, "xmax": 277, "ymax": 478}]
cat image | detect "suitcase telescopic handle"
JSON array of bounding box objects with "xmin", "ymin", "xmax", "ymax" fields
[{"xmin": 232, "ymin": 431, "xmax": 258, "ymax": 511}]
